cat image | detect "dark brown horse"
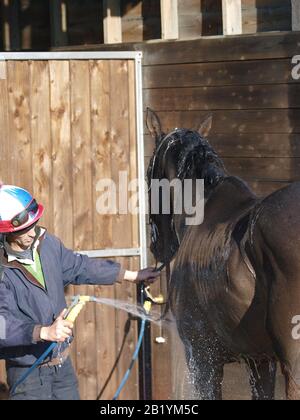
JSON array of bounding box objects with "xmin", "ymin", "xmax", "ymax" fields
[{"xmin": 146, "ymin": 108, "xmax": 300, "ymax": 400}]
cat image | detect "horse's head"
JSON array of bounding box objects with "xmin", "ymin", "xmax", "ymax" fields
[{"xmin": 146, "ymin": 108, "xmax": 226, "ymax": 264}]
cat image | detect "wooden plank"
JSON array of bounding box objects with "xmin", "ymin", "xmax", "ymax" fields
[
  {"xmin": 223, "ymin": 157, "xmax": 300, "ymax": 182},
  {"xmin": 7, "ymin": 61, "xmax": 32, "ymax": 190},
  {"xmin": 103, "ymin": 0, "xmax": 122, "ymax": 44},
  {"xmin": 70, "ymin": 60, "xmax": 96, "ymax": 400},
  {"xmin": 160, "ymin": 0, "xmax": 179, "ymax": 40},
  {"xmin": 140, "ymin": 32, "xmax": 300, "ymax": 64},
  {"xmin": 0, "ymin": 67, "xmax": 11, "ymax": 185},
  {"xmin": 143, "ymin": 59, "xmax": 296, "ymax": 89},
  {"xmin": 90, "ymin": 60, "xmax": 113, "ymax": 250},
  {"xmin": 49, "ymin": 0, "xmax": 68, "ymax": 47},
  {"xmin": 222, "ymin": 0, "xmax": 242, "ymax": 35},
  {"xmin": 58, "ymin": 32, "xmax": 300, "ymax": 65},
  {"xmin": 110, "ymin": 60, "xmax": 132, "ymax": 249},
  {"xmin": 144, "ymin": 110, "xmax": 300, "ymax": 135},
  {"xmin": 210, "ymin": 133, "xmax": 300, "ymax": 158},
  {"xmin": 292, "ymin": 0, "xmax": 300, "ymax": 31},
  {"xmin": 70, "ymin": 60, "xmax": 93, "ymax": 252},
  {"xmin": 145, "ymin": 84, "xmax": 300, "ymax": 111},
  {"xmin": 49, "ymin": 60, "xmax": 73, "ymax": 248},
  {"xmin": 145, "ymin": 133, "xmax": 300, "ymax": 159},
  {"xmin": 30, "ymin": 61, "xmax": 53, "ymax": 232},
  {"xmin": 90, "ymin": 60, "xmax": 116, "ymax": 400}
]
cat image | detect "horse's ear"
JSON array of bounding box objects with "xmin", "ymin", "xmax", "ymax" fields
[
  {"xmin": 197, "ymin": 114, "xmax": 213, "ymax": 138},
  {"xmin": 146, "ymin": 108, "xmax": 163, "ymax": 142}
]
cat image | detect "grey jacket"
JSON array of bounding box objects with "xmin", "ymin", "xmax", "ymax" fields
[{"xmin": 0, "ymin": 228, "xmax": 121, "ymax": 366}]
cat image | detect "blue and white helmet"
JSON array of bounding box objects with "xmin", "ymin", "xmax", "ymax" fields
[{"xmin": 0, "ymin": 185, "xmax": 44, "ymax": 233}]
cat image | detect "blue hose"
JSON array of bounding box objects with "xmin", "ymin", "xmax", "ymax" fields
[
  {"xmin": 11, "ymin": 320, "xmax": 146, "ymax": 399},
  {"xmin": 112, "ymin": 318, "xmax": 146, "ymax": 401},
  {"xmin": 10, "ymin": 342, "xmax": 57, "ymax": 396}
]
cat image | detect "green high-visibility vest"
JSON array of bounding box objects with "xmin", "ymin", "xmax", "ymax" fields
[{"xmin": 23, "ymin": 250, "xmax": 46, "ymax": 289}]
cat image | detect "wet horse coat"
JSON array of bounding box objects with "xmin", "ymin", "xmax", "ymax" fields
[{"xmin": 146, "ymin": 109, "xmax": 300, "ymax": 400}]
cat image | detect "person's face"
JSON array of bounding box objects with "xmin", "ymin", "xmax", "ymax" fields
[{"xmin": 7, "ymin": 224, "xmax": 38, "ymax": 250}]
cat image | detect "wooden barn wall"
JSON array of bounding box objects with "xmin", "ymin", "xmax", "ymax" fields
[
  {"xmin": 0, "ymin": 58, "xmax": 140, "ymax": 400},
  {"xmin": 0, "ymin": 0, "xmax": 294, "ymax": 51}
]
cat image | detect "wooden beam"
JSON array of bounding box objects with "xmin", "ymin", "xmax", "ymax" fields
[
  {"xmin": 160, "ymin": 0, "xmax": 179, "ymax": 40},
  {"xmin": 103, "ymin": 0, "xmax": 122, "ymax": 44},
  {"xmin": 292, "ymin": 0, "xmax": 300, "ymax": 31},
  {"xmin": 49, "ymin": 0, "xmax": 68, "ymax": 48},
  {"xmin": 222, "ymin": 0, "xmax": 242, "ymax": 36}
]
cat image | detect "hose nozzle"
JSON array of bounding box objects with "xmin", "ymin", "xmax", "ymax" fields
[{"xmin": 65, "ymin": 296, "xmax": 91, "ymax": 323}]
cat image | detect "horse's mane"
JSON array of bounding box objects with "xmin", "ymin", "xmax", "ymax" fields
[
  {"xmin": 147, "ymin": 129, "xmax": 224, "ymax": 187},
  {"xmin": 171, "ymin": 177, "xmax": 257, "ymax": 308}
]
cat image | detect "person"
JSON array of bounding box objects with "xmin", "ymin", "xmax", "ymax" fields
[{"xmin": 0, "ymin": 184, "xmax": 160, "ymax": 400}]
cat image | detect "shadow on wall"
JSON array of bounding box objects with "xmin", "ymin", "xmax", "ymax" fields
[
  {"xmin": 201, "ymin": 0, "xmax": 223, "ymax": 36},
  {"xmin": 119, "ymin": 0, "xmax": 162, "ymax": 41},
  {"xmin": 255, "ymin": 0, "xmax": 292, "ymax": 32}
]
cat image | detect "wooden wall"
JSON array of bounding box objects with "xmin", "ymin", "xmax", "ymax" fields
[
  {"xmin": 0, "ymin": 0, "xmax": 295, "ymax": 51},
  {"xmin": 0, "ymin": 58, "xmax": 140, "ymax": 400}
]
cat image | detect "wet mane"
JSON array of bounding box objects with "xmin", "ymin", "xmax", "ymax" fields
[
  {"xmin": 172, "ymin": 177, "xmax": 258, "ymax": 307},
  {"xmin": 147, "ymin": 129, "xmax": 224, "ymax": 187}
]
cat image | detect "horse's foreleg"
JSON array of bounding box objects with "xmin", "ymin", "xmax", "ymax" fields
[
  {"xmin": 247, "ymin": 359, "xmax": 276, "ymax": 400},
  {"xmin": 184, "ymin": 343, "xmax": 224, "ymax": 400}
]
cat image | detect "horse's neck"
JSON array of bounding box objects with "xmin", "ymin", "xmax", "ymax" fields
[
  {"xmin": 203, "ymin": 176, "xmax": 257, "ymax": 227},
  {"xmin": 174, "ymin": 176, "xmax": 257, "ymax": 244},
  {"xmin": 175, "ymin": 176, "xmax": 257, "ymax": 270}
]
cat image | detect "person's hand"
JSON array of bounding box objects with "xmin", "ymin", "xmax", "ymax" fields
[
  {"xmin": 124, "ymin": 267, "xmax": 160, "ymax": 284},
  {"xmin": 40, "ymin": 309, "xmax": 74, "ymax": 343}
]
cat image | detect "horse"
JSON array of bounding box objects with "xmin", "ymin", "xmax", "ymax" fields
[{"xmin": 146, "ymin": 108, "xmax": 300, "ymax": 400}]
